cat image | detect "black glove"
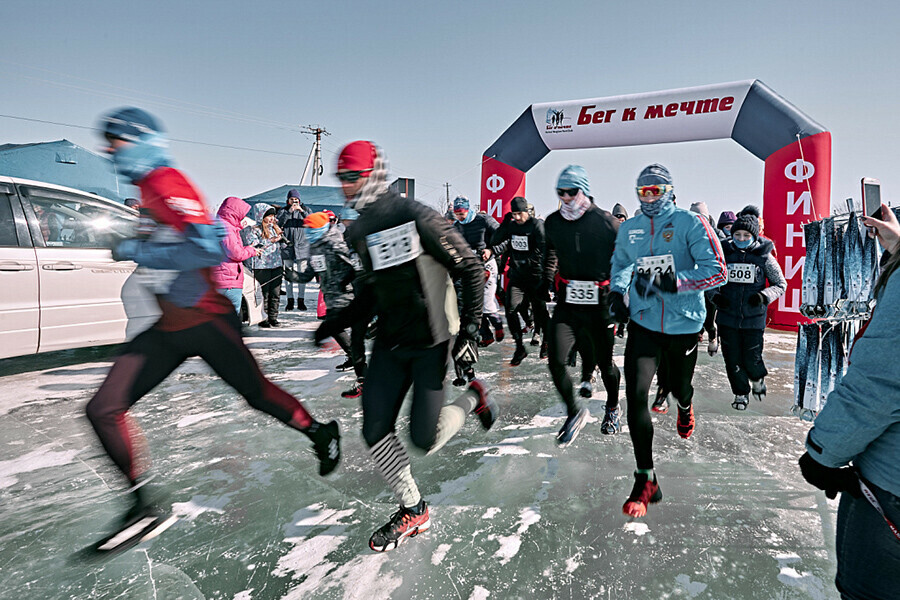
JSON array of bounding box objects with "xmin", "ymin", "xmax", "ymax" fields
[
  {"xmin": 538, "ymin": 281, "xmax": 553, "ymax": 303},
  {"xmin": 748, "ymin": 292, "xmax": 768, "ymax": 307},
  {"xmin": 711, "ymin": 293, "xmax": 731, "ymax": 310},
  {"xmin": 452, "ymin": 322, "xmax": 480, "ymax": 370},
  {"xmin": 609, "ymin": 292, "xmax": 629, "ymax": 324},
  {"xmin": 799, "ymin": 452, "xmax": 862, "ymax": 499},
  {"xmin": 634, "ymin": 271, "xmax": 677, "ymax": 299}
]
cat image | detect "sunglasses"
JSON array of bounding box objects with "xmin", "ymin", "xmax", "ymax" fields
[
  {"xmin": 556, "ymin": 188, "xmax": 580, "ymax": 198},
  {"xmin": 637, "ymin": 184, "xmax": 672, "ymax": 198},
  {"xmin": 336, "ymin": 169, "xmax": 372, "ymax": 183}
]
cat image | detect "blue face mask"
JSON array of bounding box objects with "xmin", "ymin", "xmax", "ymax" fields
[
  {"xmin": 733, "ymin": 238, "xmax": 753, "ymax": 249},
  {"xmin": 111, "ymin": 132, "xmax": 172, "ymax": 183}
]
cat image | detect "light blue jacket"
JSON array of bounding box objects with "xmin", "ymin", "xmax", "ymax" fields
[
  {"xmin": 806, "ymin": 268, "xmax": 900, "ymax": 496},
  {"xmin": 610, "ymin": 201, "xmax": 727, "ymax": 334}
]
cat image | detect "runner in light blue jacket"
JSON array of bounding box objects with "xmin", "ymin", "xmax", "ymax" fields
[{"xmin": 608, "ymin": 164, "xmax": 726, "ymax": 520}]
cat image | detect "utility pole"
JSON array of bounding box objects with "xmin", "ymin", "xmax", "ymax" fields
[
  {"xmin": 300, "ymin": 125, "xmax": 330, "ymax": 186},
  {"xmin": 444, "ymin": 182, "xmax": 451, "ymax": 214}
]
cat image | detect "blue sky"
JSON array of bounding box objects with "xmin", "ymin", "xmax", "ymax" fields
[{"xmin": 2, "ymin": 0, "xmax": 896, "ymax": 219}]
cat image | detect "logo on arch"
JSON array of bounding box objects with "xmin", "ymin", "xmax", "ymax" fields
[{"xmin": 544, "ymin": 108, "xmax": 572, "ymax": 133}]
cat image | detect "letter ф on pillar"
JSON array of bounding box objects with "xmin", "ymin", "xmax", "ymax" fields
[
  {"xmin": 480, "ymin": 157, "xmax": 526, "ymax": 221},
  {"xmin": 762, "ymin": 131, "xmax": 832, "ymax": 330}
]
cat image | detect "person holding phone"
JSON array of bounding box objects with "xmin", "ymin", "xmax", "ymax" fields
[
  {"xmin": 248, "ymin": 203, "xmax": 286, "ymax": 327},
  {"xmin": 798, "ymin": 202, "xmax": 900, "ymax": 600}
]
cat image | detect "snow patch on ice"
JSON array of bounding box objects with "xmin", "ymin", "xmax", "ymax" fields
[
  {"xmin": 285, "ymin": 369, "xmax": 329, "ymax": 381},
  {"xmin": 274, "ymin": 528, "xmax": 346, "ymax": 579},
  {"xmin": 482, "ymin": 507, "xmax": 501, "ymax": 519},
  {"xmin": 772, "ymin": 552, "xmax": 828, "ymax": 600},
  {"xmin": 462, "ymin": 437, "xmax": 530, "ymax": 456},
  {"xmin": 295, "ymin": 507, "xmax": 356, "ymax": 527},
  {"xmin": 171, "ymin": 494, "xmax": 231, "ymax": 521},
  {"xmin": 624, "ymin": 522, "xmax": 650, "ymax": 536},
  {"xmin": 431, "ymin": 543, "xmax": 452, "ymax": 565},
  {"xmin": 529, "ymin": 415, "xmax": 563, "ymax": 428},
  {"xmin": 493, "ymin": 506, "xmax": 541, "ymax": 565},
  {"xmin": 176, "ymin": 411, "xmax": 222, "ymax": 428},
  {"xmin": 675, "ymin": 574, "xmax": 708, "ymax": 597},
  {"xmin": 536, "ymin": 453, "xmax": 552, "ymax": 458},
  {"xmin": 469, "ymin": 585, "xmax": 490, "ymax": 600},
  {"xmin": 0, "ymin": 446, "xmax": 80, "ymax": 489},
  {"xmin": 282, "ymin": 552, "xmax": 401, "ymax": 600},
  {"xmin": 565, "ymin": 555, "xmax": 581, "ymax": 573},
  {"xmin": 233, "ymin": 592, "xmax": 252, "ymax": 600}
]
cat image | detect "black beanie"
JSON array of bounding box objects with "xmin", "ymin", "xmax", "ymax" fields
[
  {"xmin": 739, "ymin": 204, "xmax": 761, "ymax": 219},
  {"xmin": 510, "ymin": 196, "xmax": 528, "ymax": 213},
  {"xmin": 731, "ymin": 215, "xmax": 759, "ymax": 238}
]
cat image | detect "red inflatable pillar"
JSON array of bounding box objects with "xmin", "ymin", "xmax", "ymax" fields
[
  {"xmin": 479, "ymin": 156, "xmax": 526, "ymax": 220},
  {"xmin": 762, "ymin": 131, "xmax": 831, "ymax": 330}
]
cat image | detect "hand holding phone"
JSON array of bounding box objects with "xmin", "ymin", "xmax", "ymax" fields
[{"xmin": 861, "ymin": 203, "xmax": 900, "ymax": 253}]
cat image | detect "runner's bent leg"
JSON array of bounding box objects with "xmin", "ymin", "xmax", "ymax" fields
[
  {"xmin": 85, "ymin": 327, "xmax": 188, "ymax": 485},
  {"xmin": 547, "ymin": 308, "xmax": 580, "ymax": 416},
  {"xmin": 665, "ymin": 331, "xmax": 700, "ymax": 408},
  {"xmin": 589, "ymin": 315, "xmax": 620, "ymax": 408}
]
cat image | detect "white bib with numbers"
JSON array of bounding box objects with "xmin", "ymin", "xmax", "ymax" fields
[
  {"xmin": 566, "ymin": 280, "xmax": 599, "ymax": 305},
  {"xmin": 366, "ymin": 221, "xmax": 422, "ymax": 271},
  {"xmin": 310, "ymin": 255, "xmax": 327, "ymax": 272},
  {"xmin": 635, "ymin": 254, "xmax": 674, "ymax": 277},
  {"xmin": 511, "ymin": 235, "xmax": 529, "ymax": 252},
  {"xmin": 728, "ymin": 263, "xmax": 756, "ymax": 284}
]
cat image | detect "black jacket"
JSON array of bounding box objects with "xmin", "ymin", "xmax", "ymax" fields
[
  {"xmin": 341, "ymin": 191, "xmax": 483, "ymax": 349},
  {"xmin": 543, "ymin": 205, "xmax": 620, "ymax": 304},
  {"xmin": 452, "ymin": 213, "xmax": 499, "ymax": 255},
  {"xmin": 491, "ymin": 214, "xmax": 546, "ymax": 283},
  {"xmin": 277, "ymin": 204, "xmax": 312, "ymax": 261}
]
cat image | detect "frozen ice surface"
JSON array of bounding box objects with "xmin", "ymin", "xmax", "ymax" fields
[{"xmin": 0, "ymin": 305, "xmax": 840, "ymax": 599}]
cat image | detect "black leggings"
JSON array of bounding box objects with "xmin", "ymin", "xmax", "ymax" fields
[
  {"xmin": 624, "ymin": 322, "xmax": 699, "ymax": 470},
  {"xmin": 506, "ymin": 280, "xmax": 548, "ymax": 344},
  {"xmin": 85, "ymin": 312, "xmax": 313, "ymax": 485},
  {"xmin": 547, "ymin": 303, "xmax": 620, "ymax": 416},
  {"xmin": 361, "ymin": 339, "xmax": 450, "ymax": 451}
]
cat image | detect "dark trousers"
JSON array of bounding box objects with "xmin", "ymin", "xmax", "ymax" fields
[
  {"xmin": 718, "ymin": 325, "xmax": 767, "ymax": 395},
  {"xmin": 361, "ymin": 340, "xmax": 450, "ymax": 451},
  {"xmin": 85, "ymin": 312, "xmax": 313, "ymax": 485},
  {"xmin": 547, "ymin": 303, "xmax": 620, "ymax": 417},
  {"xmin": 506, "ymin": 280, "xmax": 548, "ymax": 345},
  {"xmin": 255, "ymin": 267, "xmax": 283, "ymax": 323},
  {"xmin": 624, "ymin": 322, "xmax": 699, "ymax": 470}
]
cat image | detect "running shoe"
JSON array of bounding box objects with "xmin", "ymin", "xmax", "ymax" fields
[
  {"xmin": 600, "ymin": 405, "xmax": 620, "ymax": 435},
  {"xmin": 623, "ymin": 471, "xmax": 662, "ymax": 518},
  {"xmin": 478, "ymin": 336, "xmax": 495, "ymax": 348},
  {"xmin": 557, "ymin": 408, "xmax": 590, "ymax": 448},
  {"xmin": 510, "ymin": 345, "xmax": 527, "ymax": 366},
  {"xmin": 369, "ymin": 501, "xmax": 430, "ymax": 552},
  {"xmin": 731, "ymin": 394, "xmax": 749, "ymax": 411},
  {"xmin": 495, "ymin": 327, "xmax": 505, "ymax": 342},
  {"xmin": 579, "ymin": 381, "xmax": 593, "ymax": 398},
  {"xmin": 707, "ymin": 336, "xmax": 719, "ymax": 356},
  {"xmin": 341, "ymin": 381, "xmax": 363, "ymax": 399},
  {"xmin": 530, "ymin": 331, "xmax": 542, "ymax": 346},
  {"xmin": 306, "ymin": 420, "xmax": 341, "ymax": 476},
  {"xmin": 92, "ymin": 501, "xmax": 177, "ymax": 556},
  {"xmin": 651, "ymin": 389, "xmax": 669, "ymax": 414},
  {"xmin": 335, "ymin": 359, "xmax": 354, "ymax": 372},
  {"xmin": 469, "ymin": 378, "xmax": 499, "ymax": 430},
  {"xmin": 676, "ymin": 402, "xmax": 695, "ymax": 439},
  {"xmin": 750, "ymin": 378, "xmax": 767, "ymax": 402},
  {"xmin": 539, "ymin": 342, "xmax": 549, "ymax": 360}
]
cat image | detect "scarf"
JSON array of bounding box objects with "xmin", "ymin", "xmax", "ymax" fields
[
  {"xmin": 111, "ymin": 132, "xmax": 172, "ymax": 183},
  {"xmin": 559, "ymin": 190, "xmax": 591, "ymax": 221},
  {"xmin": 347, "ymin": 146, "xmax": 389, "ymax": 212},
  {"xmin": 306, "ymin": 223, "xmax": 329, "ymax": 244}
]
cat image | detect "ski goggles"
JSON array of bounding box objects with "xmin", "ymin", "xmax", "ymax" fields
[
  {"xmin": 336, "ymin": 169, "xmax": 372, "ymax": 183},
  {"xmin": 637, "ymin": 184, "xmax": 672, "ymax": 198},
  {"xmin": 556, "ymin": 188, "xmax": 581, "ymax": 198}
]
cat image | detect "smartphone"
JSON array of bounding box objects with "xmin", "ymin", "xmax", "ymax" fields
[{"xmin": 862, "ymin": 177, "xmax": 881, "ymax": 218}]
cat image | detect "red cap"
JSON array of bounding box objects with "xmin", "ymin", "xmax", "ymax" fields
[
  {"xmin": 337, "ymin": 140, "xmax": 376, "ymax": 175},
  {"xmin": 322, "ymin": 210, "xmax": 336, "ymax": 221}
]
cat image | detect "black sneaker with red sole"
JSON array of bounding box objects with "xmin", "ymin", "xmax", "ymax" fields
[
  {"xmin": 369, "ymin": 501, "xmax": 430, "ymax": 552},
  {"xmin": 468, "ymin": 378, "xmax": 499, "ymax": 430}
]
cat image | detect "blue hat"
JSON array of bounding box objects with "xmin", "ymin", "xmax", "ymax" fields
[
  {"xmin": 287, "ymin": 188, "xmax": 301, "ymax": 200},
  {"xmin": 100, "ymin": 107, "xmax": 163, "ymax": 142},
  {"xmin": 636, "ymin": 163, "xmax": 673, "ymax": 187},
  {"xmin": 453, "ymin": 195, "xmax": 470, "ymax": 210},
  {"xmin": 557, "ymin": 165, "xmax": 590, "ymax": 195}
]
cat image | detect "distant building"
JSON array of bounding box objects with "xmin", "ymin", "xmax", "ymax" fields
[
  {"xmin": 243, "ymin": 185, "xmax": 346, "ymax": 213},
  {"xmin": 0, "ymin": 139, "xmax": 136, "ymax": 202}
]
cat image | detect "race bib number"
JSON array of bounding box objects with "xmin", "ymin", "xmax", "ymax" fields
[
  {"xmin": 566, "ymin": 280, "xmax": 599, "ymax": 305},
  {"xmin": 511, "ymin": 235, "xmax": 529, "ymax": 252},
  {"xmin": 310, "ymin": 255, "xmax": 326, "ymax": 272},
  {"xmin": 366, "ymin": 221, "xmax": 421, "ymax": 270},
  {"xmin": 635, "ymin": 254, "xmax": 674, "ymax": 277},
  {"xmin": 728, "ymin": 263, "xmax": 756, "ymax": 283}
]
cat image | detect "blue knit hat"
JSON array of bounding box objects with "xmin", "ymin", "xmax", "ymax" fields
[
  {"xmin": 557, "ymin": 165, "xmax": 590, "ymax": 195},
  {"xmin": 100, "ymin": 107, "xmax": 163, "ymax": 142},
  {"xmin": 636, "ymin": 163, "xmax": 673, "ymax": 188},
  {"xmin": 453, "ymin": 196, "xmax": 470, "ymax": 210},
  {"xmin": 287, "ymin": 188, "xmax": 301, "ymax": 201}
]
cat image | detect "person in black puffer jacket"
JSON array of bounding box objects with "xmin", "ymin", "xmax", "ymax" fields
[
  {"xmin": 711, "ymin": 215, "xmax": 786, "ymax": 410},
  {"xmin": 322, "ymin": 141, "xmax": 499, "ymax": 554},
  {"xmin": 278, "ymin": 188, "xmax": 312, "ymax": 311}
]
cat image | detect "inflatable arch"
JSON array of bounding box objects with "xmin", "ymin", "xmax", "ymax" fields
[{"xmin": 479, "ymin": 80, "xmax": 830, "ymax": 329}]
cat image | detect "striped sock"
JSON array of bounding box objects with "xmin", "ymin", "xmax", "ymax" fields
[
  {"xmin": 369, "ymin": 433, "xmax": 421, "ymax": 508},
  {"xmin": 427, "ymin": 388, "xmax": 478, "ymax": 455}
]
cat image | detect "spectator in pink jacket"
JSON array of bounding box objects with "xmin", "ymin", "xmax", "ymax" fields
[{"xmin": 212, "ymin": 196, "xmax": 259, "ymax": 313}]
